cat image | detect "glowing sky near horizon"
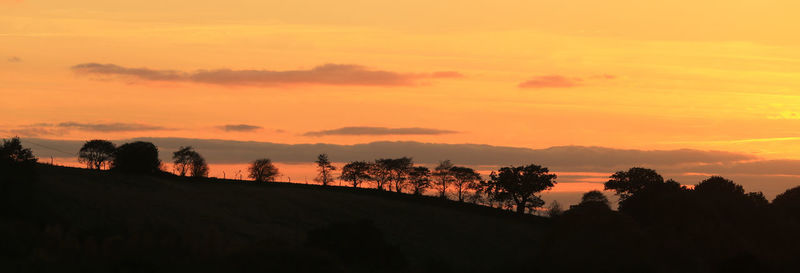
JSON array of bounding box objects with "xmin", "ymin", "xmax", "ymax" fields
[{"xmin": 3, "ymin": 1, "xmax": 800, "ymax": 201}]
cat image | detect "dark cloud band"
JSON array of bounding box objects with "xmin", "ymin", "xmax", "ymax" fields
[
  {"xmin": 303, "ymin": 126, "xmax": 458, "ymax": 136},
  {"xmin": 71, "ymin": 63, "xmax": 462, "ymax": 87}
]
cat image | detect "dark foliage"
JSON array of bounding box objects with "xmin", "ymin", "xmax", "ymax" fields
[
  {"xmin": 248, "ymin": 158, "xmax": 279, "ymax": 182},
  {"xmin": 111, "ymin": 141, "xmax": 162, "ymax": 174},
  {"xmin": 340, "ymin": 161, "xmax": 372, "ymax": 188},
  {"xmin": 78, "ymin": 139, "xmax": 115, "ymax": 170},
  {"xmin": 172, "ymin": 146, "xmax": 208, "ymax": 177},
  {"xmin": 487, "ymin": 164, "xmax": 556, "ymax": 214},
  {"xmin": 314, "ymin": 153, "xmax": 336, "ymax": 186},
  {"xmin": 0, "ymin": 137, "xmax": 38, "ymax": 218}
]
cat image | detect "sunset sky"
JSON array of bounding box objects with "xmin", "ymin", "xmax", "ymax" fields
[{"xmin": 3, "ymin": 0, "xmax": 800, "ymax": 205}]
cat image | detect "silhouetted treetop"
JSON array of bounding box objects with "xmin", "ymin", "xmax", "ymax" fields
[
  {"xmin": 695, "ymin": 176, "xmax": 745, "ymax": 196},
  {"xmin": 340, "ymin": 161, "xmax": 371, "ymax": 188},
  {"xmin": 488, "ymin": 164, "xmax": 556, "ymax": 214},
  {"xmin": 78, "ymin": 139, "xmax": 116, "ymax": 170},
  {"xmin": 773, "ymin": 186, "xmax": 800, "ymax": 217},
  {"xmin": 172, "ymin": 146, "xmax": 203, "ymax": 177},
  {"xmin": 449, "ymin": 166, "xmax": 481, "ymax": 202},
  {"xmin": 111, "ymin": 141, "xmax": 161, "ymax": 174},
  {"xmin": 314, "ymin": 153, "xmax": 336, "ymax": 186},
  {"xmin": 1, "ymin": 137, "xmax": 37, "ymax": 165},
  {"xmin": 408, "ymin": 166, "xmax": 431, "ymax": 195},
  {"xmin": 249, "ymin": 158, "xmax": 279, "ymax": 182},
  {"xmin": 604, "ymin": 167, "xmax": 664, "ymax": 201},
  {"xmin": 580, "ymin": 190, "xmax": 610, "ymax": 207}
]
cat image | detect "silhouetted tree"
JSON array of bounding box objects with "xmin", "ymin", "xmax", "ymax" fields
[
  {"xmin": 249, "ymin": 158, "xmax": 279, "ymax": 182},
  {"xmin": 111, "ymin": 141, "xmax": 161, "ymax": 174},
  {"xmin": 369, "ymin": 159, "xmax": 393, "ymax": 190},
  {"xmin": 408, "ymin": 166, "xmax": 431, "ymax": 195},
  {"xmin": 172, "ymin": 146, "xmax": 206, "ymax": 177},
  {"xmin": 450, "ymin": 166, "xmax": 481, "ymax": 202},
  {"xmin": 695, "ymin": 176, "xmax": 744, "ymax": 196},
  {"xmin": 314, "ymin": 154, "xmax": 336, "ymax": 186},
  {"xmin": 432, "ymin": 160, "xmax": 454, "ymax": 198},
  {"xmin": 340, "ymin": 161, "xmax": 371, "ymax": 188},
  {"xmin": 547, "ymin": 200, "xmax": 563, "ymax": 218},
  {"xmin": 773, "ymin": 186, "xmax": 800, "ymax": 219},
  {"xmin": 387, "ymin": 157, "xmax": 413, "ymax": 193},
  {"xmin": 1, "ymin": 137, "xmax": 37, "ymax": 166},
  {"xmin": 489, "ymin": 164, "xmax": 557, "ymax": 214},
  {"xmin": 580, "ymin": 190, "xmax": 610, "ymax": 208},
  {"xmin": 605, "ymin": 167, "xmax": 687, "ymax": 224},
  {"xmin": 190, "ymin": 155, "xmax": 209, "ymax": 177},
  {"xmin": 78, "ymin": 139, "xmax": 115, "ymax": 169},
  {"xmin": 0, "ymin": 137, "xmax": 37, "ymax": 217},
  {"xmin": 604, "ymin": 167, "xmax": 665, "ymax": 201}
]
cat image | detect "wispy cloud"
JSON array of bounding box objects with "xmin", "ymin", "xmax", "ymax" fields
[
  {"xmin": 71, "ymin": 63, "xmax": 462, "ymax": 87},
  {"xmin": 518, "ymin": 74, "xmax": 616, "ymax": 88},
  {"xmin": 218, "ymin": 124, "xmax": 263, "ymax": 132},
  {"xmin": 303, "ymin": 126, "xmax": 459, "ymax": 136},
  {"xmin": 55, "ymin": 122, "xmax": 167, "ymax": 132},
  {"xmin": 7, "ymin": 56, "xmax": 21, "ymax": 62},
  {"xmin": 518, "ymin": 75, "xmax": 581, "ymax": 88},
  {"xmin": 3, "ymin": 122, "xmax": 169, "ymax": 137}
]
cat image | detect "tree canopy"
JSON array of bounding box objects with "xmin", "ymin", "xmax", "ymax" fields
[
  {"xmin": 488, "ymin": 164, "xmax": 557, "ymax": 214},
  {"xmin": 314, "ymin": 154, "xmax": 336, "ymax": 186},
  {"xmin": 78, "ymin": 139, "xmax": 115, "ymax": 170},
  {"xmin": 172, "ymin": 146, "xmax": 208, "ymax": 177},
  {"xmin": 111, "ymin": 141, "xmax": 161, "ymax": 174},
  {"xmin": 340, "ymin": 161, "xmax": 372, "ymax": 188},
  {"xmin": 249, "ymin": 158, "xmax": 279, "ymax": 182}
]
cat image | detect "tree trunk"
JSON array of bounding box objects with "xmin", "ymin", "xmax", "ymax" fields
[{"xmin": 516, "ymin": 201, "xmax": 526, "ymax": 214}]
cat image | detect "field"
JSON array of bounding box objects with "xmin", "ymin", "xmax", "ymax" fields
[{"xmin": 2, "ymin": 164, "xmax": 548, "ymax": 272}]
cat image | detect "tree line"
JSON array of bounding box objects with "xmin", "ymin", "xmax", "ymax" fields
[
  {"xmin": 71, "ymin": 138, "xmax": 562, "ymax": 214},
  {"xmin": 5, "ymin": 136, "xmax": 800, "ymax": 270},
  {"xmin": 6, "ymin": 137, "xmax": 800, "ymax": 219}
]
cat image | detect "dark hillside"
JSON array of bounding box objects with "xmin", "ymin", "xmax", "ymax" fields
[{"xmin": 2, "ymin": 164, "xmax": 547, "ymax": 272}]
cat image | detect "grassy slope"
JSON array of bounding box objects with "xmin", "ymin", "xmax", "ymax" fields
[{"xmin": 27, "ymin": 164, "xmax": 547, "ymax": 272}]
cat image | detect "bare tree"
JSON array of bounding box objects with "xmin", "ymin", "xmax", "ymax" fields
[
  {"xmin": 249, "ymin": 158, "xmax": 279, "ymax": 182},
  {"xmin": 432, "ymin": 160, "xmax": 454, "ymax": 198},
  {"xmin": 388, "ymin": 157, "xmax": 413, "ymax": 193},
  {"xmin": 190, "ymin": 155, "xmax": 209, "ymax": 177},
  {"xmin": 78, "ymin": 139, "xmax": 115, "ymax": 170},
  {"xmin": 314, "ymin": 154, "xmax": 336, "ymax": 186},
  {"xmin": 369, "ymin": 159, "xmax": 393, "ymax": 190},
  {"xmin": 408, "ymin": 166, "xmax": 431, "ymax": 195},
  {"xmin": 450, "ymin": 166, "xmax": 482, "ymax": 202}
]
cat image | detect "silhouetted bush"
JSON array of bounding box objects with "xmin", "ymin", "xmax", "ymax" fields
[{"xmin": 111, "ymin": 141, "xmax": 162, "ymax": 174}]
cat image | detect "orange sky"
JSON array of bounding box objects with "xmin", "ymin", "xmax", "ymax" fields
[{"xmin": 3, "ymin": 1, "xmax": 800, "ymax": 203}]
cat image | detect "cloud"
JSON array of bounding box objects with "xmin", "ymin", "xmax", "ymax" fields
[
  {"xmin": 71, "ymin": 63, "xmax": 462, "ymax": 87},
  {"xmin": 27, "ymin": 137, "xmax": 800, "ymax": 197},
  {"xmin": 218, "ymin": 124, "xmax": 263, "ymax": 132},
  {"xmin": 55, "ymin": 122, "xmax": 167, "ymax": 132},
  {"xmin": 3, "ymin": 122, "xmax": 168, "ymax": 136},
  {"xmin": 7, "ymin": 56, "xmax": 21, "ymax": 62},
  {"xmin": 518, "ymin": 74, "xmax": 616, "ymax": 88},
  {"xmin": 71, "ymin": 63, "xmax": 184, "ymax": 81},
  {"xmin": 303, "ymin": 127, "xmax": 459, "ymax": 136},
  {"xmin": 518, "ymin": 75, "xmax": 581, "ymax": 88},
  {"xmin": 24, "ymin": 137, "xmax": 752, "ymax": 167}
]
